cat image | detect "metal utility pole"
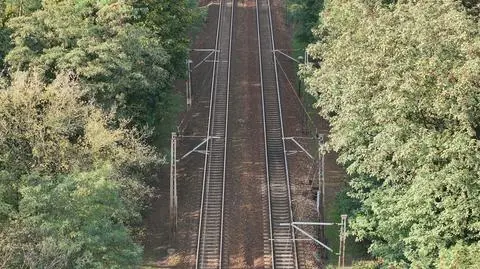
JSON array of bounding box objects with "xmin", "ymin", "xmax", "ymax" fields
[
  {"xmin": 185, "ymin": 49, "xmax": 217, "ymax": 111},
  {"xmin": 282, "ymin": 135, "xmax": 324, "ymax": 214},
  {"xmin": 170, "ymin": 132, "xmax": 178, "ymax": 242},
  {"xmin": 338, "ymin": 214, "xmax": 348, "ymax": 268},
  {"xmin": 318, "ymin": 134, "xmax": 325, "ymax": 213},
  {"xmin": 297, "ymin": 56, "xmax": 303, "ymax": 98},
  {"xmin": 169, "ymin": 134, "xmax": 216, "ymax": 243},
  {"xmin": 186, "ymin": 59, "xmax": 193, "ymax": 110}
]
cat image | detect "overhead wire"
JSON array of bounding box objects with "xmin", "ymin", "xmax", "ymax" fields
[{"xmin": 274, "ymin": 53, "xmax": 317, "ymax": 134}]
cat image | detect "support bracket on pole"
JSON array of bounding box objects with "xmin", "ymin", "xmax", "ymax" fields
[
  {"xmin": 170, "ymin": 134, "xmax": 222, "ymax": 243},
  {"xmin": 178, "ymin": 135, "xmax": 220, "ymax": 161},
  {"xmin": 278, "ymin": 218, "xmax": 348, "ymax": 268},
  {"xmin": 184, "ymin": 48, "xmax": 217, "ymax": 110},
  {"xmin": 272, "ymin": 49, "xmax": 308, "ymax": 65},
  {"xmin": 273, "ymin": 49, "xmax": 302, "ymax": 64},
  {"xmin": 282, "ymin": 135, "xmax": 326, "ymax": 214},
  {"xmin": 191, "ymin": 49, "xmax": 219, "ymax": 70},
  {"xmin": 283, "ymin": 137, "xmax": 314, "ymax": 159}
]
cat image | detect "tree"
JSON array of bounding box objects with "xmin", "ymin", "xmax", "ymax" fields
[
  {"xmin": 5, "ymin": 0, "xmax": 42, "ymax": 16},
  {"xmin": 0, "ymin": 2, "xmax": 10, "ymax": 77},
  {"xmin": 0, "ymin": 0, "xmax": 203, "ymax": 266},
  {"xmin": 0, "ymin": 26, "xmax": 9, "ymax": 74},
  {"xmin": 462, "ymin": 0, "xmax": 480, "ymax": 18},
  {"xmin": 1, "ymin": 169, "xmax": 142, "ymax": 269},
  {"xmin": 438, "ymin": 243, "xmax": 480, "ymax": 268},
  {"xmin": 302, "ymin": 0, "xmax": 480, "ymax": 266},
  {"xmin": 6, "ymin": 0, "xmax": 182, "ymax": 141},
  {"xmin": 287, "ymin": 0, "xmax": 324, "ymax": 46},
  {"xmin": 141, "ymin": 0, "xmax": 203, "ymax": 77},
  {"xmin": 0, "ymin": 72, "xmax": 161, "ymax": 267}
]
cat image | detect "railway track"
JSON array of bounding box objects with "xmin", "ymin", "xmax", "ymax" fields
[
  {"xmin": 195, "ymin": 0, "xmax": 298, "ymax": 267},
  {"xmin": 195, "ymin": 0, "xmax": 234, "ymax": 268},
  {"xmin": 256, "ymin": 0, "xmax": 298, "ymax": 268}
]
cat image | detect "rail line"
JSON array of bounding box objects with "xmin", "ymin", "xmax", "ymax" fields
[
  {"xmin": 195, "ymin": 0, "xmax": 234, "ymax": 268},
  {"xmin": 256, "ymin": 0, "xmax": 298, "ymax": 268}
]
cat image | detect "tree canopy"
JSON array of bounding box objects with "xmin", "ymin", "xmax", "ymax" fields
[
  {"xmin": 0, "ymin": 0, "xmax": 200, "ymax": 267},
  {"xmin": 5, "ymin": 1, "xmax": 180, "ymax": 140},
  {"xmin": 287, "ymin": 0, "xmax": 324, "ymax": 46},
  {"xmin": 2, "ymin": 0, "xmax": 202, "ymax": 143},
  {"xmin": 0, "ymin": 73, "xmax": 161, "ymax": 267},
  {"xmin": 302, "ymin": 0, "xmax": 480, "ymax": 267}
]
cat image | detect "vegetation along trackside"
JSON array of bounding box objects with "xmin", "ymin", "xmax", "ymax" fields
[
  {"xmin": 301, "ymin": 0, "xmax": 480, "ymax": 267},
  {"xmin": 0, "ymin": 0, "xmax": 200, "ymax": 267}
]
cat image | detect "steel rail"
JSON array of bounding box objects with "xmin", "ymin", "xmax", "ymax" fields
[
  {"xmin": 255, "ymin": 0, "xmax": 274, "ymax": 268},
  {"xmin": 195, "ymin": 0, "xmax": 222, "ymax": 266},
  {"xmin": 195, "ymin": 0, "xmax": 234, "ymax": 267},
  {"xmin": 256, "ymin": 0, "xmax": 299, "ymax": 268},
  {"xmin": 267, "ymin": 0, "xmax": 299, "ymax": 265},
  {"xmin": 265, "ymin": 1, "xmax": 299, "ymax": 266},
  {"xmin": 219, "ymin": 0, "xmax": 234, "ymax": 265}
]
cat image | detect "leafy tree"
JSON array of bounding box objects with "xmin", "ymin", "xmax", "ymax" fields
[
  {"xmin": 0, "ymin": 2, "xmax": 10, "ymax": 76},
  {"xmin": 0, "ymin": 72, "xmax": 161, "ymax": 267},
  {"xmin": 462, "ymin": 0, "xmax": 480, "ymax": 18},
  {"xmin": 3, "ymin": 0, "xmax": 42, "ymax": 18},
  {"xmin": 1, "ymin": 169, "xmax": 142, "ymax": 269},
  {"xmin": 0, "ymin": 72, "xmax": 160, "ymax": 173},
  {"xmin": 287, "ymin": 0, "xmax": 324, "ymax": 46},
  {"xmin": 302, "ymin": 0, "xmax": 480, "ymax": 266},
  {"xmin": 438, "ymin": 243, "xmax": 480, "ymax": 268},
  {"xmin": 141, "ymin": 0, "xmax": 203, "ymax": 77},
  {"xmin": 0, "ymin": 0, "xmax": 202, "ymax": 266},
  {"xmin": 6, "ymin": 0, "xmax": 181, "ymax": 141},
  {"xmin": 0, "ymin": 26, "xmax": 9, "ymax": 73}
]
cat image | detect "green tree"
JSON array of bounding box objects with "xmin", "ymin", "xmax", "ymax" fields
[
  {"xmin": 0, "ymin": 27, "xmax": 9, "ymax": 74},
  {"xmin": 0, "ymin": 72, "xmax": 161, "ymax": 267},
  {"xmin": 438, "ymin": 243, "xmax": 480, "ymax": 268},
  {"xmin": 1, "ymin": 169, "xmax": 142, "ymax": 268},
  {"xmin": 287, "ymin": 0, "xmax": 324, "ymax": 46},
  {"xmin": 0, "ymin": 0, "xmax": 202, "ymax": 266},
  {"xmin": 3, "ymin": 0, "xmax": 42, "ymax": 18},
  {"xmin": 142, "ymin": 0, "xmax": 203, "ymax": 77},
  {"xmin": 462, "ymin": 0, "xmax": 480, "ymax": 18},
  {"xmin": 6, "ymin": 0, "xmax": 181, "ymax": 141},
  {"xmin": 302, "ymin": 0, "xmax": 480, "ymax": 266},
  {"xmin": 0, "ymin": 2, "xmax": 10, "ymax": 75}
]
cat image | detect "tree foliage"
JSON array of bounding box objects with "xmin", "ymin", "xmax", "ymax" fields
[
  {"xmin": 141, "ymin": 0, "xmax": 203, "ymax": 76},
  {"xmin": 0, "ymin": 0, "xmax": 200, "ymax": 267},
  {"xmin": 7, "ymin": 1, "xmax": 170, "ymax": 130},
  {"xmin": 462, "ymin": 0, "xmax": 480, "ymax": 18},
  {"xmin": 1, "ymin": 169, "xmax": 143, "ymax": 269},
  {"xmin": 0, "ymin": 73, "xmax": 161, "ymax": 268},
  {"xmin": 302, "ymin": 0, "xmax": 480, "ymax": 267},
  {"xmin": 3, "ymin": 0, "xmax": 201, "ymax": 141},
  {"xmin": 287, "ymin": 0, "xmax": 324, "ymax": 46},
  {"xmin": 437, "ymin": 243, "xmax": 480, "ymax": 268}
]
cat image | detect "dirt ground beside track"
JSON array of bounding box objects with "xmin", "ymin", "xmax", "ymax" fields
[
  {"xmin": 222, "ymin": 1, "xmax": 267, "ymax": 268},
  {"xmin": 142, "ymin": 1, "xmax": 346, "ymax": 268}
]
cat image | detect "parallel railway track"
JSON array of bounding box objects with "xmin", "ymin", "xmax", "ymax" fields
[
  {"xmin": 195, "ymin": 0, "xmax": 298, "ymax": 267},
  {"xmin": 256, "ymin": 0, "xmax": 298, "ymax": 268},
  {"xmin": 195, "ymin": 0, "xmax": 234, "ymax": 268}
]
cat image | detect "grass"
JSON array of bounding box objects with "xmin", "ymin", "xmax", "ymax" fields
[{"xmin": 323, "ymin": 196, "xmax": 370, "ymax": 267}]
